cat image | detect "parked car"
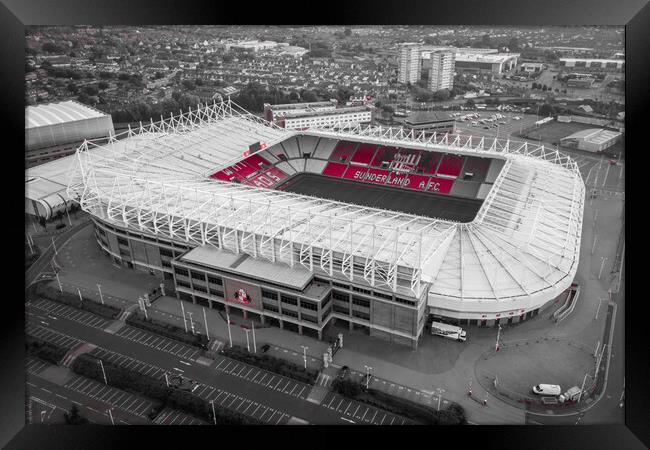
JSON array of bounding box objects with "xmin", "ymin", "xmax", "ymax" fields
[
  {"xmin": 532, "ymin": 384, "xmax": 562, "ymax": 396},
  {"xmin": 261, "ymin": 344, "xmax": 271, "ymax": 353}
]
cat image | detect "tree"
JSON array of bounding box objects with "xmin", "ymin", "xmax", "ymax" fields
[
  {"xmin": 67, "ymin": 83, "xmax": 79, "ymax": 94},
  {"xmin": 432, "ymin": 89, "xmax": 451, "ymax": 101},
  {"xmin": 98, "ymin": 81, "xmax": 109, "ymax": 90},
  {"xmin": 538, "ymin": 103, "xmax": 555, "ymax": 117},
  {"xmin": 64, "ymin": 404, "xmax": 89, "ymax": 425},
  {"xmin": 42, "ymin": 42, "xmax": 65, "ymax": 54},
  {"xmin": 344, "ymin": 28, "xmax": 352, "ymax": 37},
  {"xmin": 81, "ymin": 85, "xmax": 99, "ymax": 96},
  {"xmin": 465, "ymin": 99, "xmax": 475, "ymax": 108},
  {"xmin": 481, "ymin": 34, "xmax": 491, "ymax": 48},
  {"xmin": 182, "ymin": 79, "xmax": 195, "ymax": 91},
  {"xmin": 507, "ymin": 37, "xmax": 519, "ymax": 51}
]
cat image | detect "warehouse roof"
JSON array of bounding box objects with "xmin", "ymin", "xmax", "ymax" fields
[
  {"xmin": 561, "ymin": 128, "xmax": 621, "ymax": 145},
  {"xmin": 26, "ymin": 100, "xmax": 109, "ymax": 129}
]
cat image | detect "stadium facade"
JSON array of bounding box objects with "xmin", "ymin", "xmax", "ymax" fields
[{"xmin": 66, "ymin": 100, "xmax": 585, "ymax": 349}]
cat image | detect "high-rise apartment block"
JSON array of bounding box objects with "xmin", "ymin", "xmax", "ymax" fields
[
  {"xmin": 398, "ymin": 43, "xmax": 455, "ymax": 92},
  {"xmin": 398, "ymin": 43, "xmax": 422, "ymax": 84}
]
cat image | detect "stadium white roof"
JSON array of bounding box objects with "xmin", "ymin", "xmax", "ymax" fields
[
  {"xmin": 26, "ymin": 100, "xmax": 108, "ymax": 129},
  {"xmin": 67, "ymin": 100, "xmax": 584, "ymax": 313}
]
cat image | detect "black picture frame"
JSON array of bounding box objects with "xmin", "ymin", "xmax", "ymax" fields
[{"xmin": 5, "ymin": 1, "xmax": 647, "ymax": 448}]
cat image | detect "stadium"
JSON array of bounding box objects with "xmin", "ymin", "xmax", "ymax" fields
[{"xmin": 66, "ymin": 100, "xmax": 585, "ymax": 349}]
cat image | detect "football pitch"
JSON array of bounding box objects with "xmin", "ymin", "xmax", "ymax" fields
[{"xmin": 277, "ymin": 173, "xmax": 483, "ymax": 222}]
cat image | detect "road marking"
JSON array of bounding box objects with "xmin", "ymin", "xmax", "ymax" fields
[
  {"xmin": 341, "ymin": 417, "xmax": 355, "ymax": 424},
  {"xmin": 380, "ymin": 414, "xmax": 386, "ymax": 425},
  {"xmin": 344, "ymin": 403, "xmax": 352, "ymax": 414},
  {"xmin": 390, "ymin": 416, "xmax": 395, "ymax": 425},
  {"xmin": 296, "ymin": 386, "xmax": 306, "ymax": 397}
]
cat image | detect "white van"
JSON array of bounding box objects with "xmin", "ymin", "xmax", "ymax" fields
[{"xmin": 532, "ymin": 384, "xmax": 561, "ymax": 396}]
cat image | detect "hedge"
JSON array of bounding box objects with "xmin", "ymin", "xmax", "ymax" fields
[
  {"xmin": 126, "ymin": 313, "xmax": 208, "ymax": 349},
  {"xmin": 32, "ymin": 283, "xmax": 122, "ymax": 320},
  {"xmin": 26, "ymin": 335, "xmax": 68, "ymax": 365},
  {"xmin": 72, "ymin": 353, "xmax": 259, "ymax": 425},
  {"xmin": 331, "ymin": 377, "xmax": 466, "ymax": 425},
  {"xmin": 221, "ymin": 345, "xmax": 319, "ymax": 385}
]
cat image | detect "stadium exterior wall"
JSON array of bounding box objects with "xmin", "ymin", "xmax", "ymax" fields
[{"xmin": 91, "ymin": 216, "xmax": 427, "ymax": 349}]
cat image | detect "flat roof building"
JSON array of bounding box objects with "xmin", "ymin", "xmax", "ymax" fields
[
  {"xmin": 25, "ymin": 100, "xmax": 114, "ymax": 167},
  {"xmin": 560, "ymin": 128, "xmax": 622, "ymax": 153},
  {"xmin": 559, "ymin": 58, "xmax": 624, "ymax": 71},
  {"xmin": 265, "ymin": 101, "xmax": 374, "ymax": 130}
]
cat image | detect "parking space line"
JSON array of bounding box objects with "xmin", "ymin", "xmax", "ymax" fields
[
  {"xmin": 222, "ymin": 361, "xmax": 233, "ymax": 372},
  {"xmin": 236, "ymin": 366, "xmax": 246, "ymax": 377},
  {"xmin": 235, "ymin": 398, "xmax": 247, "ymax": 410},
  {"xmin": 218, "ymin": 393, "xmax": 232, "ymax": 406},
  {"xmin": 252, "ymin": 404, "xmax": 261, "ymax": 416},
  {"xmin": 227, "ymin": 396, "xmax": 239, "ymax": 408},
  {"xmin": 296, "ymin": 386, "xmax": 306, "ymax": 397},
  {"xmin": 242, "ymin": 402, "xmax": 253, "ymax": 414},
  {"xmin": 265, "ymin": 376, "xmax": 275, "ymax": 386},
  {"xmin": 380, "ymin": 414, "xmax": 386, "ymax": 425},
  {"xmin": 289, "ymin": 385, "xmax": 297, "ymax": 395},
  {"xmin": 390, "ymin": 417, "xmax": 395, "ymax": 425},
  {"xmin": 214, "ymin": 359, "xmax": 227, "ymax": 370},
  {"xmin": 344, "ymin": 402, "xmax": 352, "ymax": 414},
  {"xmin": 244, "ymin": 368, "xmax": 254, "ymax": 379},
  {"xmin": 371, "ymin": 410, "xmax": 378, "ymax": 423},
  {"xmin": 281, "ymin": 380, "xmax": 291, "ymax": 392},
  {"xmin": 258, "ymin": 407, "xmax": 270, "ymax": 420},
  {"xmin": 275, "ymin": 413, "xmax": 285, "ymax": 425},
  {"xmin": 273, "ymin": 378, "xmax": 283, "ymax": 389}
]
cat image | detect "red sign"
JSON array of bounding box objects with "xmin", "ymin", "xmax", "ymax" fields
[
  {"xmin": 243, "ymin": 149, "xmax": 250, "ymax": 157},
  {"xmin": 233, "ymin": 288, "xmax": 251, "ymax": 305}
]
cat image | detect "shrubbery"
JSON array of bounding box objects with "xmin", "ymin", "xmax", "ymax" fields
[
  {"xmin": 331, "ymin": 377, "xmax": 466, "ymax": 425},
  {"xmin": 72, "ymin": 353, "xmax": 260, "ymax": 425},
  {"xmin": 126, "ymin": 313, "xmax": 208, "ymax": 349},
  {"xmin": 221, "ymin": 345, "xmax": 318, "ymax": 385},
  {"xmin": 32, "ymin": 283, "xmax": 121, "ymax": 320},
  {"xmin": 26, "ymin": 336, "xmax": 68, "ymax": 365}
]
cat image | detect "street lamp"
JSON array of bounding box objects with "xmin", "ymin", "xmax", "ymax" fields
[
  {"xmin": 244, "ymin": 328, "xmax": 251, "ymax": 352},
  {"xmin": 225, "ymin": 310, "xmax": 233, "ymax": 348},
  {"xmin": 202, "ymin": 307, "xmax": 210, "ymax": 341},
  {"xmin": 210, "ymin": 400, "xmax": 217, "ymax": 425},
  {"xmin": 180, "ymin": 300, "xmax": 188, "ymax": 333},
  {"xmin": 364, "ymin": 365, "xmax": 373, "ymax": 390},
  {"xmin": 436, "ymin": 387, "xmax": 446, "ymax": 411},
  {"xmin": 495, "ymin": 324, "xmax": 502, "ymax": 352},
  {"xmin": 187, "ymin": 311, "xmax": 195, "ymax": 335},
  {"xmin": 97, "ymin": 284, "xmax": 104, "ymax": 305},
  {"xmin": 99, "ymin": 359, "xmax": 108, "ymax": 384},
  {"xmin": 300, "ymin": 345, "xmax": 308, "ymax": 370},
  {"xmin": 55, "ymin": 272, "xmax": 63, "ymax": 293},
  {"xmin": 595, "ymin": 298, "xmax": 605, "ymax": 321},
  {"xmin": 598, "ymin": 257, "xmax": 608, "ymax": 280},
  {"xmin": 251, "ymin": 322, "xmax": 257, "ymax": 353}
]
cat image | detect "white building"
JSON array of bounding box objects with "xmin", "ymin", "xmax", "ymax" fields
[
  {"xmin": 426, "ymin": 50, "xmax": 455, "ymax": 91},
  {"xmin": 275, "ymin": 105, "xmax": 375, "ymax": 130},
  {"xmin": 398, "ymin": 43, "xmax": 422, "ymax": 84},
  {"xmin": 560, "ymin": 128, "xmax": 622, "ymax": 152}
]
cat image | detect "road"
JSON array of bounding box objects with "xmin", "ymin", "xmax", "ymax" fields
[{"xmin": 25, "ymin": 300, "xmax": 410, "ymax": 426}]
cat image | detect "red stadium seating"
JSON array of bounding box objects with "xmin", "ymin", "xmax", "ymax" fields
[
  {"xmin": 245, "ymin": 154, "xmax": 272, "ymax": 170},
  {"xmin": 322, "ymin": 162, "xmax": 349, "ymax": 178},
  {"xmin": 370, "ymin": 146, "xmax": 399, "ymax": 168},
  {"xmin": 245, "ymin": 167, "xmax": 288, "ymax": 188},
  {"xmin": 436, "ymin": 154, "xmax": 465, "ymax": 177},
  {"xmin": 330, "ymin": 141, "xmax": 358, "ymax": 162},
  {"xmin": 351, "ymin": 143, "xmax": 378, "ymax": 165}
]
